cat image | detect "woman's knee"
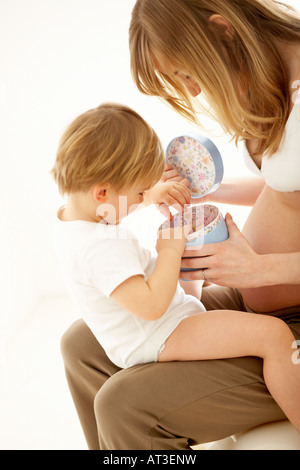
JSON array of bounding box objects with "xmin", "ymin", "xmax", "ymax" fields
[
  {"xmin": 94, "ymin": 367, "xmax": 152, "ymax": 449},
  {"xmin": 60, "ymin": 319, "xmax": 90, "ymax": 367},
  {"xmin": 94, "ymin": 366, "xmax": 147, "ymax": 422}
]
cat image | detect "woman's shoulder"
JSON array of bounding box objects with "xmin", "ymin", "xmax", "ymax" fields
[
  {"xmin": 242, "ymin": 89, "xmax": 300, "ymax": 192},
  {"xmin": 260, "ymin": 90, "xmax": 300, "ymax": 192}
]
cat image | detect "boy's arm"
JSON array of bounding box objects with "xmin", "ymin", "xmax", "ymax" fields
[
  {"xmin": 110, "ymin": 248, "xmax": 181, "ymax": 321},
  {"xmin": 110, "ymin": 227, "xmax": 188, "ymax": 321}
]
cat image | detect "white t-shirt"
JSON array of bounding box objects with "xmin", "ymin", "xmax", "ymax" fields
[
  {"xmin": 242, "ymin": 88, "xmax": 300, "ymax": 192},
  {"xmin": 53, "ymin": 208, "xmax": 205, "ymax": 368}
]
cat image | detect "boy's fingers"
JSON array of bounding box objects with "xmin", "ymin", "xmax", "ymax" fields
[
  {"xmin": 158, "ymin": 203, "xmax": 173, "ymax": 221},
  {"xmin": 183, "ymin": 223, "xmax": 192, "ymax": 238},
  {"xmin": 169, "ymin": 183, "xmax": 191, "ymax": 206}
]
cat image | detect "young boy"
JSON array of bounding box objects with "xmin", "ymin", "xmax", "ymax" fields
[
  {"xmin": 52, "ymin": 102, "xmax": 201, "ymax": 369},
  {"xmin": 52, "ymin": 103, "xmax": 300, "ymax": 432}
]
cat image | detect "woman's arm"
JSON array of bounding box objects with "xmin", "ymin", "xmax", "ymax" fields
[
  {"xmin": 110, "ymin": 226, "xmax": 188, "ymax": 321},
  {"xmin": 191, "ymin": 176, "xmax": 265, "ymax": 207},
  {"xmin": 160, "ymin": 164, "xmax": 265, "ymax": 207},
  {"xmin": 264, "ymin": 252, "xmax": 300, "ymax": 286}
]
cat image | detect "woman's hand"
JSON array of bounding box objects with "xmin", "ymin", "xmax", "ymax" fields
[{"xmin": 179, "ymin": 213, "xmax": 266, "ymax": 288}]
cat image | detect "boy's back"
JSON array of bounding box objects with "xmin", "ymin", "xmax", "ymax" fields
[{"xmin": 53, "ymin": 207, "xmax": 204, "ymax": 369}]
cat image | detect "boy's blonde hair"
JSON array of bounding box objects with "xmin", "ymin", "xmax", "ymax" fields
[
  {"xmin": 51, "ymin": 103, "xmax": 165, "ymax": 195},
  {"xmin": 130, "ymin": 0, "xmax": 300, "ymax": 158}
]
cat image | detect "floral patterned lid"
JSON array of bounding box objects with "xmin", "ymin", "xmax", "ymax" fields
[{"xmin": 166, "ymin": 133, "xmax": 224, "ymax": 198}]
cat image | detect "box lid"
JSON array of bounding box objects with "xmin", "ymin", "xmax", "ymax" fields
[{"xmin": 166, "ymin": 133, "xmax": 224, "ymax": 198}]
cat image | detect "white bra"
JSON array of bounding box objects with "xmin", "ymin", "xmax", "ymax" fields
[{"xmin": 242, "ymin": 88, "xmax": 300, "ymax": 192}]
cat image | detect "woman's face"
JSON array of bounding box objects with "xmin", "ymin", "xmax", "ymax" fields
[
  {"xmin": 154, "ymin": 56, "xmax": 201, "ymax": 97},
  {"xmin": 174, "ymin": 70, "xmax": 201, "ymax": 97}
]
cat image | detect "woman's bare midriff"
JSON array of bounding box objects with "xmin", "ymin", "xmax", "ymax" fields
[{"xmin": 241, "ymin": 184, "xmax": 300, "ymax": 312}]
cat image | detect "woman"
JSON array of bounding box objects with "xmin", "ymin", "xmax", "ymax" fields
[{"xmin": 61, "ymin": 0, "xmax": 300, "ymax": 449}]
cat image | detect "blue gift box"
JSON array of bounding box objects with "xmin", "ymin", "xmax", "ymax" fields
[{"xmin": 161, "ymin": 133, "xmax": 229, "ymax": 272}]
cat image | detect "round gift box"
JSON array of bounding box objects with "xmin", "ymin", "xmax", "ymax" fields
[
  {"xmin": 164, "ymin": 134, "xmax": 228, "ymax": 273},
  {"xmin": 159, "ymin": 205, "xmax": 229, "ymax": 249},
  {"xmin": 166, "ymin": 133, "xmax": 224, "ymax": 198}
]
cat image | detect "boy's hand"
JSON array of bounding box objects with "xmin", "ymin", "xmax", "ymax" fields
[
  {"xmin": 146, "ymin": 179, "xmax": 191, "ymax": 220},
  {"xmin": 156, "ymin": 225, "xmax": 191, "ymax": 258}
]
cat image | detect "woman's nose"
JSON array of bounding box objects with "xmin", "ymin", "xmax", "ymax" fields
[
  {"xmin": 186, "ymin": 79, "xmax": 201, "ymax": 97},
  {"xmin": 191, "ymin": 80, "xmax": 201, "ymax": 97}
]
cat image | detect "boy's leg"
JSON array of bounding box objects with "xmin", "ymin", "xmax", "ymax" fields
[
  {"xmin": 96, "ymin": 314, "xmax": 300, "ymax": 450},
  {"xmin": 157, "ymin": 310, "xmax": 300, "ymax": 432}
]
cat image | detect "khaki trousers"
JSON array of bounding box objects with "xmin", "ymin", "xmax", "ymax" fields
[{"xmin": 60, "ymin": 285, "xmax": 300, "ymax": 450}]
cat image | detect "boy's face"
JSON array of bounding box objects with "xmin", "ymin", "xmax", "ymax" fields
[{"xmin": 96, "ymin": 184, "xmax": 150, "ymax": 225}]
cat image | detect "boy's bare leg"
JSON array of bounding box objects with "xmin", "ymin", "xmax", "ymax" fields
[{"xmin": 158, "ymin": 310, "xmax": 300, "ymax": 432}]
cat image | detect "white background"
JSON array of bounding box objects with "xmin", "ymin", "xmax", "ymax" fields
[{"xmin": 0, "ymin": 0, "xmax": 299, "ymax": 449}]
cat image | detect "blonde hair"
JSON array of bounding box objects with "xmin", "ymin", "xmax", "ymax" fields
[
  {"xmin": 51, "ymin": 103, "xmax": 165, "ymax": 195},
  {"xmin": 130, "ymin": 0, "xmax": 300, "ymax": 158}
]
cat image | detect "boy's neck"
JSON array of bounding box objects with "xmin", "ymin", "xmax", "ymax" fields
[{"xmin": 60, "ymin": 192, "xmax": 99, "ymax": 223}]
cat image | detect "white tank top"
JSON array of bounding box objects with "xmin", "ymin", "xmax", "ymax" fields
[{"xmin": 242, "ymin": 88, "xmax": 300, "ymax": 192}]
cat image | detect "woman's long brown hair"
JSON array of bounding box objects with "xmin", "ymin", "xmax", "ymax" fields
[{"xmin": 130, "ymin": 0, "xmax": 300, "ymax": 158}]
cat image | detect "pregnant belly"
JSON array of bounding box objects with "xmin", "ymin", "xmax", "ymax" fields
[{"xmin": 240, "ymin": 185, "xmax": 300, "ymax": 312}]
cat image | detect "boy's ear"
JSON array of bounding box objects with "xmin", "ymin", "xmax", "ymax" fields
[{"xmin": 93, "ymin": 184, "xmax": 110, "ymax": 202}]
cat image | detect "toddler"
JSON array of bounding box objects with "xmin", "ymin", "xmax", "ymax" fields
[{"xmin": 52, "ymin": 103, "xmax": 300, "ymax": 432}]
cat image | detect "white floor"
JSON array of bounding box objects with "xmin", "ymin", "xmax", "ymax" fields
[{"xmin": 0, "ymin": 295, "xmax": 88, "ymax": 450}]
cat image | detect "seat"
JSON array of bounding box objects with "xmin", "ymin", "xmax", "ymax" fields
[{"xmin": 204, "ymin": 420, "xmax": 300, "ymax": 450}]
